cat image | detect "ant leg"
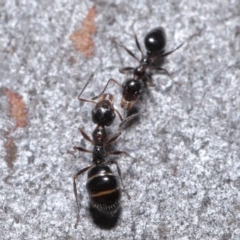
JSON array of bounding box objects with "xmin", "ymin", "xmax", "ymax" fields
[
  {"xmin": 154, "ymin": 67, "xmax": 173, "ymax": 80},
  {"xmin": 134, "ymin": 33, "xmax": 143, "ymax": 56},
  {"xmin": 119, "ymin": 44, "xmax": 140, "ymax": 62},
  {"xmin": 106, "ymin": 136, "xmax": 137, "ymax": 160},
  {"xmin": 124, "ymin": 109, "xmax": 128, "ymax": 119},
  {"xmin": 78, "ymin": 73, "xmax": 94, "ymax": 101},
  {"xmin": 109, "ymin": 160, "xmax": 131, "ymax": 200},
  {"xmin": 154, "ymin": 67, "xmax": 181, "ymax": 87},
  {"xmin": 78, "ymin": 128, "xmax": 93, "ymax": 144},
  {"xmin": 114, "ymin": 107, "xmax": 123, "ymax": 122},
  {"xmin": 119, "ymin": 99, "xmax": 147, "ymax": 128},
  {"xmin": 161, "ymin": 42, "xmax": 184, "ymax": 57},
  {"xmin": 73, "ymin": 164, "xmax": 93, "ymax": 228},
  {"xmin": 73, "ymin": 146, "xmax": 92, "ymax": 154},
  {"xmin": 107, "ymin": 150, "xmax": 136, "ymax": 161},
  {"xmin": 77, "ymin": 74, "xmax": 99, "ymax": 105},
  {"xmin": 145, "ymin": 72, "xmax": 156, "ymax": 87},
  {"xmin": 119, "ymin": 67, "xmax": 135, "ymax": 74},
  {"xmin": 155, "ymin": 67, "xmax": 171, "ymax": 76},
  {"xmin": 105, "ymin": 132, "xmax": 121, "ymax": 145},
  {"xmin": 92, "ymin": 78, "xmax": 122, "ymax": 101},
  {"xmin": 78, "ymin": 98, "xmax": 98, "ymax": 105},
  {"xmin": 152, "ymin": 42, "xmax": 185, "ymax": 61}
]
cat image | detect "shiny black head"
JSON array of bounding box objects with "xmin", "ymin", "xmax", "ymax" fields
[
  {"xmin": 122, "ymin": 78, "xmax": 143, "ymax": 101},
  {"xmin": 144, "ymin": 27, "xmax": 166, "ymax": 55},
  {"xmin": 92, "ymin": 100, "xmax": 116, "ymax": 126}
]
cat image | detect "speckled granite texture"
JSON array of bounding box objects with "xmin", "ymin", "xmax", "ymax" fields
[{"xmin": 0, "ymin": 1, "xmax": 240, "ymax": 239}]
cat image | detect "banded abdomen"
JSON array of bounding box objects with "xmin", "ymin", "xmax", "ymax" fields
[{"xmin": 86, "ymin": 164, "xmax": 121, "ymax": 214}]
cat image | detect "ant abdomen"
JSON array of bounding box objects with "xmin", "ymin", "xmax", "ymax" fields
[
  {"xmin": 144, "ymin": 27, "xmax": 167, "ymax": 68},
  {"xmin": 87, "ymin": 164, "xmax": 121, "ymax": 214},
  {"xmin": 144, "ymin": 27, "xmax": 166, "ymax": 56}
]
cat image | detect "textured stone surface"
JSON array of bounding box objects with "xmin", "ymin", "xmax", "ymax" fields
[{"xmin": 0, "ymin": 1, "xmax": 240, "ymax": 239}]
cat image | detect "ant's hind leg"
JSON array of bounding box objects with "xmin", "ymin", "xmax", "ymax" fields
[
  {"xmin": 145, "ymin": 72, "xmax": 156, "ymax": 87},
  {"xmin": 107, "ymin": 149, "xmax": 136, "ymax": 161},
  {"xmin": 105, "ymin": 132, "xmax": 122, "ymax": 145},
  {"xmin": 155, "ymin": 67, "xmax": 181, "ymax": 88},
  {"xmin": 109, "ymin": 160, "xmax": 131, "ymax": 200},
  {"xmin": 119, "ymin": 100, "xmax": 147, "ymax": 129},
  {"xmin": 73, "ymin": 164, "xmax": 93, "ymax": 228}
]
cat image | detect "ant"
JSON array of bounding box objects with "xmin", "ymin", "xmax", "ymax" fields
[
  {"xmin": 92, "ymin": 27, "xmax": 184, "ymax": 128},
  {"xmin": 73, "ymin": 74, "xmax": 131, "ymax": 227}
]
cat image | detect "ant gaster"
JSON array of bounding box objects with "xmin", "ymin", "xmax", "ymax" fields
[
  {"xmin": 73, "ymin": 74, "xmax": 131, "ymax": 227},
  {"xmin": 92, "ymin": 27, "xmax": 183, "ymax": 128}
]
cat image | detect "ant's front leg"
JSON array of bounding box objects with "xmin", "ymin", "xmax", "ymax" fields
[{"xmin": 78, "ymin": 74, "xmax": 98, "ymax": 105}]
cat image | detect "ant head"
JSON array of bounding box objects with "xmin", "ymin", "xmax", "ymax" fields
[
  {"xmin": 144, "ymin": 27, "xmax": 166, "ymax": 55},
  {"xmin": 92, "ymin": 99, "xmax": 116, "ymax": 126},
  {"xmin": 122, "ymin": 78, "xmax": 143, "ymax": 101}
]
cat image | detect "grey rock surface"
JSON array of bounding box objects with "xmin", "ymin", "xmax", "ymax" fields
[{"xmin": 0, "ymin": 1, "xmax": 240, "ymax": 239}]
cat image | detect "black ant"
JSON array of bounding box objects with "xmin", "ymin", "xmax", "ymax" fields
[
  {"xmin": 73, "ymin": 75, "xmax": 131, "ymax": 227},
  {"xmin": 92, "ymin": 27, "xmax": 183, "ymax": 128}
]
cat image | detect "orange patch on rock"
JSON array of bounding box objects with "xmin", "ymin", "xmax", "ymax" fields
[
  {"xmin": 70, "ymin": 6, "xmax": 97, "ymax": 57},
  {"xmin": 5, "ymin": 88, "xmax": 28, "ymax": 128},
  {"xmin": 4, "ymin": 134, "xmax": 18, "ymax": 169}
]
